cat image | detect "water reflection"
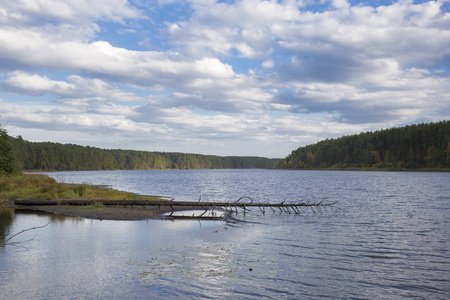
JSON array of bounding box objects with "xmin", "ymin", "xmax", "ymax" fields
[
  {"xmin": 0, "ymin": 208, "xmax": 14, "ymax": 245},
  {"xmin": 14, "ymin": 209, "xmax": 82, "ymax": 222}
]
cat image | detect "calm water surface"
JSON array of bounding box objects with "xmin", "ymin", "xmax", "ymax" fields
[{"xmin": 1, "ymin": 170, "xmax": 449, "ymax": 299}]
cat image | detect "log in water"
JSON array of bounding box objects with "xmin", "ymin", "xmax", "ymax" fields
[{"xmin": 14, "ymin": 198, "xmax": 336, "ymax": 213}]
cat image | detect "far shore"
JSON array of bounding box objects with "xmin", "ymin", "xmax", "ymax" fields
[{"xmin": 275, "ymin": 167, "xmax": 450, "ymax": 172}]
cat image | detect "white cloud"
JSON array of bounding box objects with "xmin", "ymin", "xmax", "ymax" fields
[
  {"xmin": 274, "ymin": 66, "xmax": 450, "ymax": 124},
  {"xmin": 165, "ymin": 0, "xmax": 303, "ymax": 58},
  {"xmin": 1, "ymin": 0, "xmax": 142, "ymax": 24},
  {"xmin": 0, "ymin": 0, "xmax": 449, "ymax": 157},
  {"xmin": 0, "ymin": 28, "xmax": 241, "ymax": 93},
  {"xmin": 165, "ymin": 0, "xmax": 450, "ymax": 70},
  {"xmin": 3, "ymin": 71, "xmax": 75, "ymax": 96},
  {"xmin": 2, "ymin": 71, "xmax": 144, "ymax": 103}
]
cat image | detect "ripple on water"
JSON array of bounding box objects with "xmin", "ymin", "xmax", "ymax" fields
[{"xmin": 2, "ymin": 169, "xmax": 449, "ymax": 299}]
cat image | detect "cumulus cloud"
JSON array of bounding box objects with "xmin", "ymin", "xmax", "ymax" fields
[
  {"xmin": 0, "ymin": 0, "xmax": 449, "ymax": 157},
  {"xmin": 0, "ymin": 0, "xmax": 142, "ymax": 25},
  {"xmin": 167, "ymin": 0, "xmax": 450, "ymax": 70},
  {"xmin": 274, "ymin": 64, "xmax": 450, "ymax": 123},
  {"xmin": 165, "ymin": 0, "xmax": 302, "ymax": 59},
  {"xmin": 2, "ymin": 71, "xmax": 144, "ymax": 103}
]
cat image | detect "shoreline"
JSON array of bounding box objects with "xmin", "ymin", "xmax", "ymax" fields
[
  {"xmin": 1, "ymin": 173, "xmax": 181, "ymax": 220},
  {"xmin": 274, "ymin": 167, "xmax": 450, "ymax": 172}
]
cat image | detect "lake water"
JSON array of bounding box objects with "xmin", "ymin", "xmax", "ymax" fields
[{"xmin": 1, "ymin": 170, "xmax": 449, "ymax": 299}]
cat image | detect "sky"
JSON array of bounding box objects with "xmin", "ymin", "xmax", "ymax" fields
[{"xmin": 0, "ymin": 0, "xmax": 449, "ymax": 158}]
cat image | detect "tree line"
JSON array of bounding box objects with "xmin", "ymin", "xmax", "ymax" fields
[
  {"xmin": 3, "ymin": 121, "xmax": 449, "ymax": 174},
  {"xmin": 5, "ymin": 135, "xmax": 278, "ymax": 171},
  {"xmin": 278, "ymin": 120, "xmax": 450, "ymax": 170}
]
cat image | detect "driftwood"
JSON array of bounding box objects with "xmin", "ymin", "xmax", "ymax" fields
[{"xmin": 15, "ymin": 197, "xmax": 337, "ymax": 216}]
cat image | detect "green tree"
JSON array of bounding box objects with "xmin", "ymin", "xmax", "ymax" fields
[
  {"xmin": 445, "ymin": 142, "xmax": 450, "ymax": 166},
  {"xmin": 425, "ymin": 145, "xmax": 439, "ymax": 167},
  {"xmin": 0, "ymin": 128, "xmax": 15, "ymax": 174},
  {"xmin": 369, "ymin": 150, "xmax": 381, "ymax": 166},
  {"xmin": 306, "ymin": 150, "xmax": 315, "ymax": 167}
]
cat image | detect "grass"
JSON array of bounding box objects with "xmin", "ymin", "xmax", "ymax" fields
[{"xmin": 0, "ymin": 174, "xmax": 161, "ymax": 205}]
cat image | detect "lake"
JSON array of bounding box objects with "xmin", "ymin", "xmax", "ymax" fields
[{"xmin": 1, "ymin": 169, "xmax": 449, "ymax": 299}]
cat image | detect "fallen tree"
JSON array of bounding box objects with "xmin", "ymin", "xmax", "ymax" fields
[{"xmin": 15, "ymin": 196, "xmax": 338, "ymax": 216}]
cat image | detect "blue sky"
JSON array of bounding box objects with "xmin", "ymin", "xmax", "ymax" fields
[{"xmin": 0, "ymin": 0, "xmax": 449, "ymax": 158}]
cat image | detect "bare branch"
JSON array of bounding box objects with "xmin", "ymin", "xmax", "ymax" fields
[{"xmin": 1, "ymin": 222, "xmax": 50, "ymax": 247}]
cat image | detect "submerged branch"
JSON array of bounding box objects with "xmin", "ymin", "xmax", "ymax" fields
[{"xmin": 1, "ymin": 222, "xmax": 50, "ymax": 247}]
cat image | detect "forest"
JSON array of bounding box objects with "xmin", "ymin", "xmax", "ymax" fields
[
  {"xmin": 2, "ymin": 120, "xmax": 449, "ymax": 173},
  {"xmin": 6, "ymin": 135, "xmax": 279, "ymax": 171},
  {"xmin": 277, "ymin": 121, "xmax": 450, "ymax": 170}
]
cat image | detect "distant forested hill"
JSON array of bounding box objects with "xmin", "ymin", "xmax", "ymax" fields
[
  {"xmin": 278, "ymin": 121, "xmax": 450, "ymax": 170},
  {"xmin": 8, "ymin": 136, "xmax": 279, "ymax": 171}
]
